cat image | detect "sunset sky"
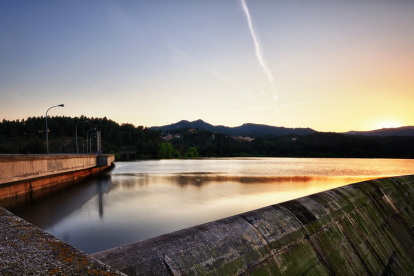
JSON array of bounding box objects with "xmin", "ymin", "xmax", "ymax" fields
[{"xmin": 1, "ymin": 0, "xmax": 413, "ymax": 132}]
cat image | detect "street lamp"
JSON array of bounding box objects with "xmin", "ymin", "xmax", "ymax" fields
[
  {"xmin": 76, "ymin": 120, "xmax": 88, "ymax": 154},
  {"xmin": 86, "ymin": 128, "xmax": 96, "ymax": 154},
  {"xmin": 89, "ymin": 133, "xmax": 97, "ymax": 154},
  {"xmin": 46, "ymin": 104, "xmax": 64, "ymax": 155}
]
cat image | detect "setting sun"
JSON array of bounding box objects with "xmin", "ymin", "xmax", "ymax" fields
[{"xmin": 373, "ymin": 120, "xmax": 404, "ymax": 130}]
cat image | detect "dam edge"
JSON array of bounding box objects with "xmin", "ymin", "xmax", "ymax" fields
[
  {"xmin": 0, "ymin": 154, "xmax": 115, "ymax": 201},
  {"xmin": 91, "ymin": 174, "xmax": 414, "ymax": 275}
]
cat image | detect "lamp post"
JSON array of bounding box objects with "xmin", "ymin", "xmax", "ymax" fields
[
  {"xmin": 86, "ymin": 128, "xmax": 96, "ymax": 154},
  {"xmin": 76, "ymin": 120, "xmax": 88, "ymax": 154},
  {"xmin": 89, "ymin": 133, "xmax": 97, "ymax": 154},
  {"xmin": 46, "ymin": 104, "xmax": 64, "ymax": 155}
]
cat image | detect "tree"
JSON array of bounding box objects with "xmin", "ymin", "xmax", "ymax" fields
[
  {"xmin": 25, "ymin": 137, "xmax": 46, "ymax": 154},
  {"xmin": 184, "ymin": 147, "xmax": 199, "ymax": 158},
  {"xmin": 172, "ymin": 149, "xmax": 181, "ymax": 158},
  {"xmin": 158, "ymin": 142, "xmax": 173, "ymax": 159}
]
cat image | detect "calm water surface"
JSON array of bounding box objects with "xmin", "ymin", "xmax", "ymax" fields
[{"xmin": 3, "ymin": 158, "xmax": 414, "ymax": 254}]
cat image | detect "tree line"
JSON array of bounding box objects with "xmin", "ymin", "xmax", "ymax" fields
[
  {"xmin": 0, "ymin": 116, "xmax": 162, "ymax": 156},
  {"xmin": 163, "ymin": 128, "xmax": 414, "ymax": 159},
  {"xmin": 1, "ymin": 116, "xmax": 414, "ymax": 159}
]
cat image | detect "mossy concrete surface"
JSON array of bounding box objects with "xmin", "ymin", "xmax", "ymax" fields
[
  {"xmin": 92, "ymin": 175, "xmax": 414, "ymax": 275},
  {"xmin": 0, "ymin": 207, "xmax": 125, "ymax": 275}
]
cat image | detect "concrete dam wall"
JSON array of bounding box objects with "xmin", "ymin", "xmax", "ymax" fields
[
  {"xmin": 0, "ymin": 154, "xmax": 114, "ymax": 185},
  {"xmin": 92, "ymin": 175, "xmax": 414, "ymax": 275},
  {"xmin": 0, "ymin": 154, "xmax": 114, "ymax": 200}
]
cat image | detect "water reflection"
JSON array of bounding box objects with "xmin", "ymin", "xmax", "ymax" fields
[
  {"xmin": 169, "ymin": 174, "xmax": 318, "ymax": 186},
  {"xmin": 3, "ymin": 158, "xmax": 414, "ymax": 254},
  {"xmin": 107, "ymin": 173, "xmax": 376, "ymax": 211},
  {"xmin": 1, "ymin": 176, "xmax": 112, "ymax": 229},
  {"xmin": 97, "ymin": 177, "xmax": 110, "ymax": 217}
]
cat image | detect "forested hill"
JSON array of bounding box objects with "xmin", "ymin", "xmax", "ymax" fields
[
  {"xmin": 1, "ymin": 116, "xmax": 414, "ymax": 159},
  {"xmin": 0, "ymin": 116, "xmax": 162, "ymax": 155},
  {"xmin": 345, "ymin": 126, "xmax": 414, "ymax": 137},
  {"xmin": 150, "ymin": 119, "xmax": 315, "ymax": 137}
]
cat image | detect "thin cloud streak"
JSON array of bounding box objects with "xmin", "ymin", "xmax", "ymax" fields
[
  {"xmin": 241, "ymin": 0, "xmax": 275, "ymax": 94},
  {"xmin": 166, "ymin": 44, "xmax": 194, "ymax": 61},
  {"xmin": 230, "ymin": 101, "xmax": 312, "ymax": 113}
]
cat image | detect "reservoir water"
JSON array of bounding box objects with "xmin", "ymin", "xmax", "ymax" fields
[{"xmin": 3, "ymin": 157, "xmax": 414, "ymax": 254}]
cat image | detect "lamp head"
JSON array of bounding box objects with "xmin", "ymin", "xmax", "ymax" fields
[{"xmin": 58, "ymin": 104, "xmax": 64, "ymax": 107}]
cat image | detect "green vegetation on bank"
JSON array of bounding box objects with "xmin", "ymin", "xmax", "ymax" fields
[
  {"xmin": 164, "ymin": 129, "xmax": 414, "ymax": 159},
  {"xmin": 1, "ymin": 116, "xmax": 414, "ymax": 159},
  {"xmin": 0, "ymin": 116, "xmax": 161, "ymax": 158}
]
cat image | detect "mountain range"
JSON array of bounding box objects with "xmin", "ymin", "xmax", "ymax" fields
[
  {"xmin": 344, "ymin": 126, "xmax": 414, "ymax": 137},
  {"xmin": 151, "ymin": 120, "xmax": 414, "ymax": 137},
  {"xmin": 151, "ymin": 120, "xmax": 315, "ymax": 138}
]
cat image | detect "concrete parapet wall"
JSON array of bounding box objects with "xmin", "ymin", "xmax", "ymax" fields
[
  {"xmin": 0, "ymin": 154, "xmax": 115, "ymax": 200},
  {"xmin": 0, "ymin": 165, "xmax": 113, "ymax": 201},
  {"xmin": 92, "ymin": 175, "xmax": 414, "ymax": 275},
  {"xmin": 0, "ymin": 154, "xmax": 115, "ymax": 185}
]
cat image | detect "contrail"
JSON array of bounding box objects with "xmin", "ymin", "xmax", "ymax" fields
[
  {"xmin": 230, "ymin": 101, "xmax": 311, "ymax": 113},
  {"xmin": 166, "ymin": 44, "xmax": 194, "ymax": 61},
  {"xmin": 241, "ymin": 0, "xmax": 275, "ymax": 94}
]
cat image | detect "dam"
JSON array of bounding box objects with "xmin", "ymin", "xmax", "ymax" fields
[
  {"xmin": 0, "ymin": 154, "xmax": 114, "ymax": 201},
  {"xmin": 1, "ymin": 156, "xmax": 414, "ymax": 275},
  {"xmin": 90, "ymin": 174, "xmax": 414, "ymax": 275},
  {"xmin": 0, "ymin": 153, "xmax": 121, "ymax": 275}
]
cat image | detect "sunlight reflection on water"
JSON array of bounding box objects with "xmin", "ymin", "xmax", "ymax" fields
[{"xmin": 4, "ymin": 158, "xmax": 414, "ymax": 254}]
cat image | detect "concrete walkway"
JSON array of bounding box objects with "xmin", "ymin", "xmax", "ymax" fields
[{"xmin": 0, "ymin": 207, "xmax": 125, "ymax": 275}]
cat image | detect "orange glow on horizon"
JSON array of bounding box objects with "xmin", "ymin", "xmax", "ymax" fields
[{"xmin": 372, "ymin": 120, "xmax": 404, "ymax": 130}]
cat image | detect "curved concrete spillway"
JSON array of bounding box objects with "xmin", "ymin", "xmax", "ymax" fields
[{"xmin": 92, "ymin": 175, "xmax": 414, "ymax": 275}]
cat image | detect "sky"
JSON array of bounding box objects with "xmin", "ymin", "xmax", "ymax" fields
[{"xmin": 1, "ymin": 0, "xmax": 413, "ymax": 132}]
